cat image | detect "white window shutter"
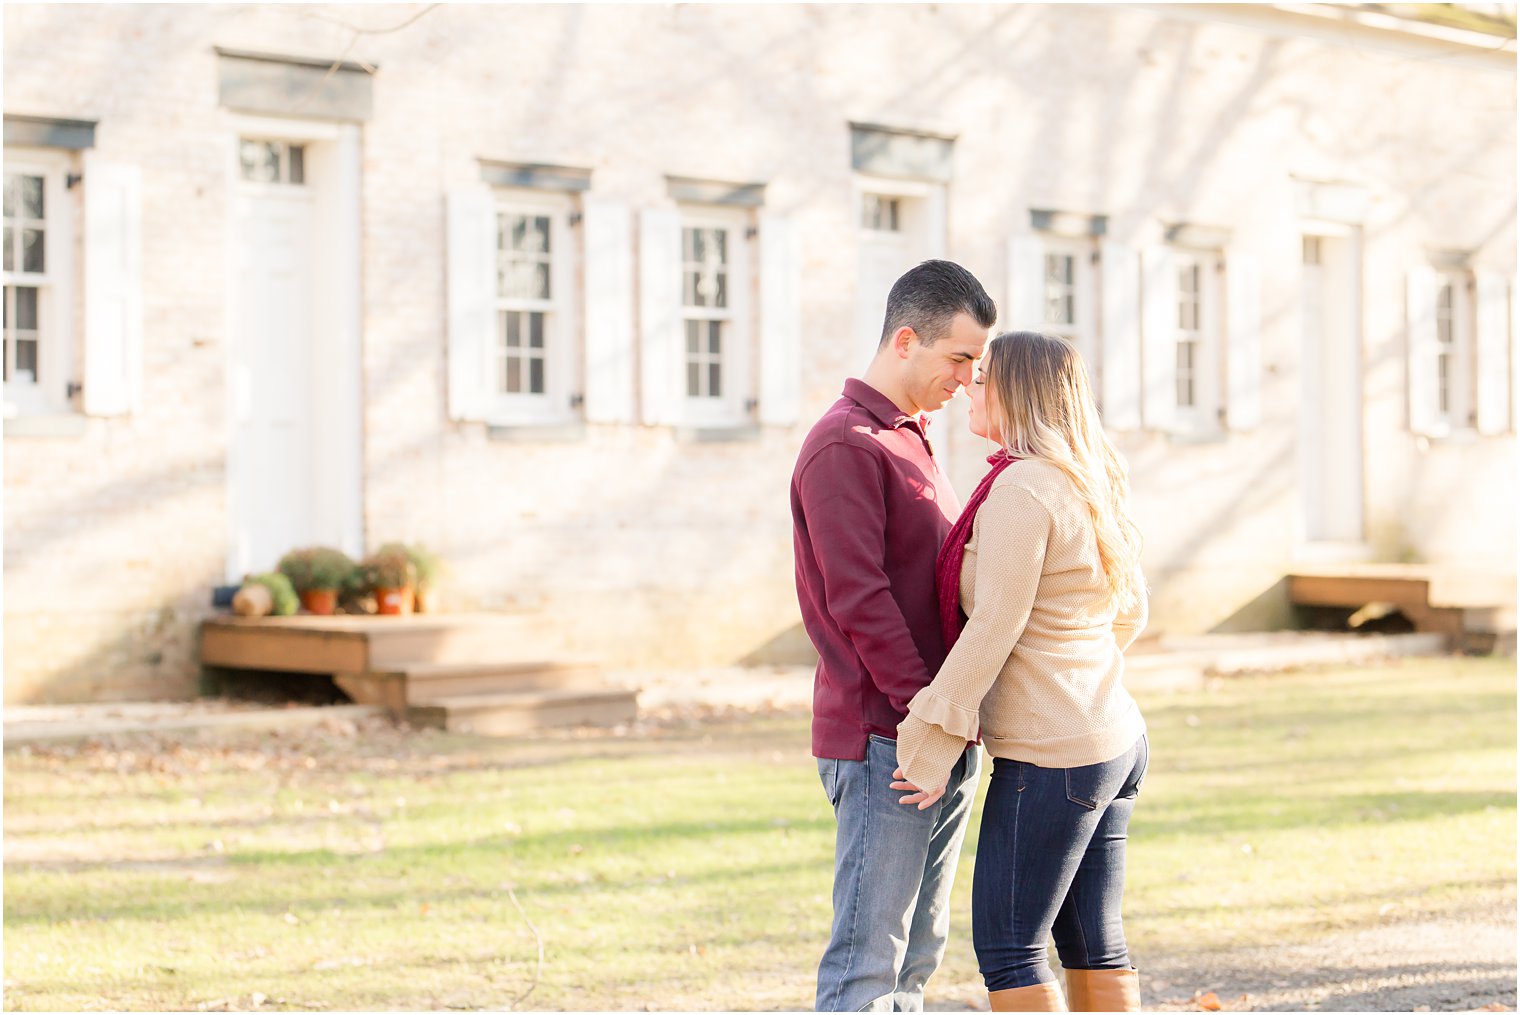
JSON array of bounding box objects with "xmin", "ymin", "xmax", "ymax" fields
[
  {"xmin": 1005, "ymin": 234, "xmax": 1045, "ymax": 332},
  {"xmin": 1405, "ymin": 266, "xmax": 1441, "ymax": 437},
  {"xmin": 1141, "ymin": 246, "xmax": 1178, "ymax": 432},
  {"xmin": 1099, "ymin": 241, "xmax": 1142, "ymax": 430},
  {"xmin": 582, "ymin": 197, "xmax": 636, "ymax": 424},
  {"xmin": 639, "ymin": 208, "xmax": 682, "ymax": 426},
  {"xmin": 1474, "ymin": 269, "xmax": 1510, "ymax": 435},
  {"xmin": 1225, "ymin": 251, "xmax": 1263, "ymax": 430},
  {"xmin": 446, "ymin": 186, "xmax": 494, "ymax": 423},
  {"xmin": 759, "ymin": 212, "xmax": 801, "ymax": 427},
  {"xmin": 82, "ymin": 155, "xmax": 143, "ymax": 417}
]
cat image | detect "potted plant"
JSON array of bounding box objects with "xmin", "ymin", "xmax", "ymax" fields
[
  {"xmin": 360, "ymin": 547, "xmax": 418, "ymax": 616},
  {"xmin": 277, "ymin": 547, "xmax": 358, "ymax": 616},
  {"xmin": 232, "ymin": 571, "xmax": 299, "ymax": 617},
  {"xmin": 378, "ymin": 542, "xmax": 446, "ymax": 613}
]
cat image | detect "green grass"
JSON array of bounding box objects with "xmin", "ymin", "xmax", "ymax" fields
[{"xmin": 3, "ymin": 656, "xmax": 1514, "ymax": 1011}]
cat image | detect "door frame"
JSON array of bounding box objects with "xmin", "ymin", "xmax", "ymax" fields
[
  {"xmin": 1296, "ymin": 218, "xmax": 1368, "ymax": 557},
  {"xmin": 223, "ymin": 114, "xmax": 364, "ymax": 581}
]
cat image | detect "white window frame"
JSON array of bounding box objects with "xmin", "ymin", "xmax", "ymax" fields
[
  {"xmin": 1039, "ymin": 235, "xmax": 1098, "ymax": 368},
  {"xmin": 488, "ymin": 187, "xmax": 579, "ymax": 427},
  {"xmin": 678, "ymin": 204, "xmax": 753, "ymax": 428},
  {"xmin": 1172, "ymin": 248, "xmax": 1222, "ymax": 434},
  {"xmin": 1434, "ymin": 270, "xmax": 1475, "ymax": 431},
  {"xmin": 3, "ymin": 147, "xmax": 75, "ymax": 418}
]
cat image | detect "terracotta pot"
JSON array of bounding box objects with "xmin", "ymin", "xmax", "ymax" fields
[
  {"xmin": 415, "ymin": 586, "xmax": 442, "ymax": 614},
  {"xmin": 300, "ymin": 588, "xmax": 339, "ymax": 616},
  {"xmin": 376, "ymin": 587, "xmax": 415, "ymax": 616}
]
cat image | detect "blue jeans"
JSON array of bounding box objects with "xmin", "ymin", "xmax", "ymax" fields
[
  {"xmin": 971, "ymin": 735, "xmax": 1148, "ymax": 991},
  {"xmin": 816, "ymin": 733, "xmax": 981, "ymax": 1012}
]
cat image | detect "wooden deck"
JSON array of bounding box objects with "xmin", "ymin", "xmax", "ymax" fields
[
  {"xmin": 199, "ymin": 614, "xmax": 637, "ymax": 733},
  {"xmin": 1286, "ymin": 565, "xmax": 1516, "ymax": 651}
]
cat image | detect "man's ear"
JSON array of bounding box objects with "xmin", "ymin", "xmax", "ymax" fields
[{"xmin": 892, "ymin": 326, "xmax": 918, "ymax": 359}]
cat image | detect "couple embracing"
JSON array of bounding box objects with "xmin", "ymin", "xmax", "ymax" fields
[{"xmin": 791, "ymin": 261, "xmax": 1149, "ymax": 1013}]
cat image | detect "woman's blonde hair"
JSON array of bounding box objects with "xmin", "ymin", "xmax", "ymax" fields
[{"xmin": 982, "ymin": 331, "xmax": 1144, "ymax": 611}]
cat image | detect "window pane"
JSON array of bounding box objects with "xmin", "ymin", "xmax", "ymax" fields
[
  {"xmin": 887, "ymin": 199, "xmax": 899, "ymax": 231},
  {"xmin": 1063, "ymin": 293, "xmax": 1075, "ymax": 323},
  {"xmin": 1302, "ymin": 236, "xmax": 1322, "ymax": 265},
  {"xmin": 1438, "ymin": 355, "xmax": 1450, "ymax": 413},
  {"xmin": 3, "ymin": 226, "xmax": 11, "ymax": 273},
  {"xmin": 509, "ymin": 215, "xmax": 528, "ymax": 251},
  {"xmin": 506, "ymin": 356, "xmax": 522, "ymax": 394},
  {"xmin": 693, "ymin": 269, "xmax": 714, "ymax": 308},
  {"xmin": 16, "ymin": 338, "xmax": 37, "ymax": 381},
  {"xmin": 687, "ymin": 361, "xmax": 701, "ymax": 398},
  {"xmin": 2, "ymin": 175, "xmax": 14, "ymax": 218},
  {"xmin": 713, "ymin": 270, "xmax": 728, "ymax": 309},
  {"xmin": 258, "ymin": 143, "xmax": 279, "ymax": 182},
  {"xmin": 713, "ymin": 229, "xmax": 727, "ymax": 263},
  {"xmin": 288, "ymin": 145, "xmax": 305, "ymax": 185},
  {"xmin": 709, "ymin": 363, "xmax": 722, "ymax": 398},
  {"xmin": 529, "ymin": 356, "xmax": 545, "ymax": 394},
  {"xmin": 528, "ymin": 311, "xmax": 544, "ymax": 349},
  {"xmin": 534, "ymin": 262, "xmax": 551, "ymax": 300},
  {"xmin": 692, "ymin": 228, "xmax": 707, "ymax": 264},
  {"xmin": 19, "ymin": 175, "xmax": 43, "ymax": 219},
  {"xmin": 531, "ymin": 217, "xmax": 550, "ymax": 255},
  {"xmin": 15, "ymin": 286, "xmax": 37, "ymax": 330},
  {"xmin": 708, "ymin": 320, "xmax": 722, "ymax": 355},
  {"xmin": 504, "ymin": 311, "xmax": 520, "ymax": 348},
  {"xmin": 686, "ymin": 319, "xmax": 700, "ymax": 355},
  {"xmin": 1438, "ymin": 283, "xmax": 1453, "ymax": 310},
  {"xmin": 22, "ymin": 229, "xmax": 44, "ymax": 273},
  {"xmin": 684, "ymin": 270, "xmax": 700, "ymax": 307}
]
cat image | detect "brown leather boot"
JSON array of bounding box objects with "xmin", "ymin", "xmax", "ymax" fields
[
  {"xmin": 987, "ymin": 981, "xmax": 1067, "ymax": 1011},
  {"xmin": 1063, "ymin": 968, "xmax": 1141, "ymax": 1012}
]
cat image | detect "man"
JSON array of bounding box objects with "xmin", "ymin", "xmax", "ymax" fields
[{"xmin": 791, "ymin": 259, "xmax": 999, "ymax": 1012}]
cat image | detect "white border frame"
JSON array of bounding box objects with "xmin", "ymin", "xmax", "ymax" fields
[{"xmin": 2, "ymin": 146, "xmax": 76, "ymax": 419}]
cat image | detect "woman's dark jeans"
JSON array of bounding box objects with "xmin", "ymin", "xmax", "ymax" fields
[{"xmin": 971, "ymin": 735, "xmax": 1148, "ymax": 991}]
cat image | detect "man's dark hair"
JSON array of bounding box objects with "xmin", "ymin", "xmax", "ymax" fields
[{"xmin": 878, "ymin": 259, "xmax": 998, "ymax": 349}]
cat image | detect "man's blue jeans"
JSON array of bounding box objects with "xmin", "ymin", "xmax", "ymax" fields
[
  {"xmin": 971, "ymin": 735, "xmax": 1148, "ymax": 991},
  {"xmin": 815, "ymin": 733, "xmax": 981, "ymax": 1012}
]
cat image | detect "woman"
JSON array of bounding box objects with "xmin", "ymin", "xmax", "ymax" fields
[{"xmin": 891, "ymin": 331, "xmax": 1149, "ymax": 1012}]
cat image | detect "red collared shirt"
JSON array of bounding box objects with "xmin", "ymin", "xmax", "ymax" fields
[{"xmin": 791, "ymin": 378, "xmax": 962, "ymax": 761}]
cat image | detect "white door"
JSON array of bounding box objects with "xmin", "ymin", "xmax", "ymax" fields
[
  {"xmin": 1299, "ymin": 233, "xmax": 1365, "ymax": 545},
  {"xmin": 232, "ymin": 157, "xmax": 317, "ymax": 576}
]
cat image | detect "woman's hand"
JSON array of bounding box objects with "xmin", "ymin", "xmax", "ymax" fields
[{"xmin": 891, "ymin": 768, "xmax": 947, "ymax": 810}]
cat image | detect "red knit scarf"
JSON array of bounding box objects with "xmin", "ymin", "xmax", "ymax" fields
[{"xmin": 937, "ymin": 450, "xmax": 1021, "ymax": 652}]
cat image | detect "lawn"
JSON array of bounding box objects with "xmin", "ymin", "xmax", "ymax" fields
[{"xmin": 3, "ymin": 656, "xmax": 1514, "ymax": 1012}]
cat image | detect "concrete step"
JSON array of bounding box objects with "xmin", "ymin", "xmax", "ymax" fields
[
  {"xmin": 408, "ymin": 688, "xmax": 639, "ymax": 736},
  {"xmin": 1124, "ymin": 632, "xmax": 1449, "ymax": 692}
]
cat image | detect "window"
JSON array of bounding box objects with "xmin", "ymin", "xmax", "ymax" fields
[
  {"xmin": 1039, "ymin": 239, "xmax": 1095, "ymax": 353},
  {"xmin": 1434, "ymin": 273, "xmax": 1470, "ymax": 423},
  {"xmin": 1171, "ymin": 249, "xmax": 1220, "ymax": 428},
  {"xmin": 238, "ymin": 139, "xmax": 306, "ymax": 186},
  {"xmin": 861, "ymin": 194, "xmax": 901, "ymax": 232},
  {"xmin": 3, "ymin": 151, "xmax": 73, "ymax": 417},
  {"xmin": 679, "ymin": 207, "xmax": 752, "ymax": 424},
  {"xmin": 490, "ymin": 190, "xmax": 577, "ymax": 423}
]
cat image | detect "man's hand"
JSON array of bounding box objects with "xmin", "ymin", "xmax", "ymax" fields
[{"xmin": 891, "ymin": 768, "xmax": 946, "ymax": 810}]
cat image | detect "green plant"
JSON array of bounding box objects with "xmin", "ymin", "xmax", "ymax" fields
[
  {"xmin": 377, "ymin": 542, "xmax": 445, "ymax": 588},
  {"xmin": 277, "ymin": 547, "xmax": 357, "ymax": 592},
  {"xmin": 241, "ymin": 572, "xmax": 299, "ymax": 616},
  {"xmin": 359, "ymin": 547, "xmax": 417, "ymax": 590}
]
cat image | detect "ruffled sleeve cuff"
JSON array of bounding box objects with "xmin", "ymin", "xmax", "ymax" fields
[
  {"xmin": 896, "ymin": 714, "xmax": 971, "ymax": 796},
  {"xmin": 907, "ymin": 686, "xmax": 981, "ymax": 740}
]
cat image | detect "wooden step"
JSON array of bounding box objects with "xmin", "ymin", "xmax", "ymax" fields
[
  {"xmin": 332, "ymin": 661, "xmax": 605, "ymax": 713},
  {"xmin": 407, "ymin": 688, "xmax": 639, "ymax": 736},
  {"xmin": 201, "ymin": 614, "xmax": 546, "ymax": 673}
]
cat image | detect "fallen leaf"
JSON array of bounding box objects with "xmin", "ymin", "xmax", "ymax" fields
[{"xmin": 1195, "ymin": 992, "xmax": 1222, "ymax": 1011}]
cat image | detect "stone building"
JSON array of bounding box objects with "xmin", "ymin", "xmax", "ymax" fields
[{"xmin": 3, "ymin": 3, "xmax": 1515, "ymax": 701}]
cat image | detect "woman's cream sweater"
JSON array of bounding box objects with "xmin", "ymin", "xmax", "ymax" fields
[{"xmin": 896, "ymin": 458, "xmax": 1147, "ymax": 791}]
